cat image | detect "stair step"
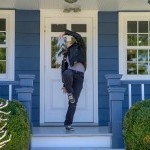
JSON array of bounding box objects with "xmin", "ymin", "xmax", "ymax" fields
[
  {"xmin": 31, "ymin": 148, "xmax": 124, "ymax": 150},
  {"xmin": 31, "ymin": 127, "xmax": 112, "ymax": 148}
]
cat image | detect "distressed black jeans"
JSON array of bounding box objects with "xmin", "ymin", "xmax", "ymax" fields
[{"xmin": 62, "ymin": 69, "xmax": 84, "ymax": 125}]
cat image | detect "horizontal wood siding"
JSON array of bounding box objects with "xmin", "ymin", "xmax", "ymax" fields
[
  {"xmin": 15, "ymin": 10, "xmax": 40, "ymax": 126},
  {"xmin": 98, "ymin": 12, "xmax": 119, "ymax": 125}
]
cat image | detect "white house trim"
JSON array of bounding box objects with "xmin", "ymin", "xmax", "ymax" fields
[
  {"xmin": 119, "ymin": 12, "xmax": 150, "ymax": 80},
  {"xmin": 0, "ymin": 10, "xmax": 15, "ymax": 81},
  {"xmin": 40, "ymin": 9, "xmax": 98, "ymax": 124}
]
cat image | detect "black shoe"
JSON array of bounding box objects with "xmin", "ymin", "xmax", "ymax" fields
[
  {"xmin": 68, "ymin": 93, "xmax": 75, "ymax": 103},
  {"xmin": 65, "ymin": 125, "xmax": 75, "ymax": 131}
]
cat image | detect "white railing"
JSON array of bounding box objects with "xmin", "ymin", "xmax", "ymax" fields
[
  {"xmin": 0, "ymin": 81, "xmax": 19, "ymax": 100},
  {"xmin": 121, "ymin": 80, "xmax": 150, "ymax": 108},
  {"xmin": 105, "ymin": 74, "xmax": 150, "ymax": 148}
]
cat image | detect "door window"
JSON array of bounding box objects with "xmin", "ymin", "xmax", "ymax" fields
[{"xmin": 50, "ymin": 24, "xmax": 87, "ymax": 69}]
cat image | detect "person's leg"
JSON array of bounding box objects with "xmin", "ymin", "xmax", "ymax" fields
[
  {"xmin": 62, "ymin": 69, "xmax": 75, "ymax": 103},
  {"xmin": 64, "ymin": 72, "xmax": 84, "ymax": 126},
  {"xmin": 62, "ymin": 69, "xmax": 74, "ymax": 94}
]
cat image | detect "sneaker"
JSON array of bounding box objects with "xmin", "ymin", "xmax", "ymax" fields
[
  {"xmin": 68, "ymin": 93, "xmax": 75, "ymax": 103},
  {"xmin": 65, "ymin": 125, "xmax": 74, "ymax": 131}
]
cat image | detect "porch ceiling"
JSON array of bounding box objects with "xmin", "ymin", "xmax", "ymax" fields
[{"xmin": 0, "ymin": 0, "xmax": 150, "ymax": 11}]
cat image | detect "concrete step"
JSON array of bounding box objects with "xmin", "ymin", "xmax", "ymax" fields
[
  {"xmin": 31, "ymin": 127, "xmax": 112, "ymax": 148},
  {"xmin": 31, "ymin": 148, "xmax": 124, "ymax": 150}
]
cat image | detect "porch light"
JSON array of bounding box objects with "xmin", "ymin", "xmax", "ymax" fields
[
  {"xmin": 63, "ymin": 0, "xmax": 80, "ymax": 13},
  {"xmin": 64, "ymin": 0, "xmax": 78, "ymax": 3},
  {"xmin": 63, "ymin": 7, "xmax": 81, "ymax": 13}
]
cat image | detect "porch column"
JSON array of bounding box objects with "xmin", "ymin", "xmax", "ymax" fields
[
  {"xmin": 105, "ymin": 74, "xmax": 122, "ymax": 132},
  {"xmin": 16, "ymin": 88, "xmax": 34, "ymax": 121},
  {"xmin": 108, "ymin": 87, "xmax": 126, "ymax": 148},
  {"xmin": 16, "ymin": 75, "xmax": 35, "ymax": 129},
  {"xmin": 105, "ymin": 74, "xmax": 126, "ymax": 148}
]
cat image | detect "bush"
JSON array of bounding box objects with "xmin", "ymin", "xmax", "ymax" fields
[
  {"xmin": 0, "ymin": 99, "xmax": 30, "ymax": 150},
  {"xmin": 123, "ymin": 100, "xmax": 150, "ymax": 150}
]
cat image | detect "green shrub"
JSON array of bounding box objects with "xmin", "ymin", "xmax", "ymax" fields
[
  {"xmin": 0, "ymin": 98, "xmax": 30, "ymax": 150},
  {"xmin": 123, "ymin": 100, "xmax": 150, "ymax": 150}
]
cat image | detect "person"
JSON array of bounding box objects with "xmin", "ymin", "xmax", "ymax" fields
[{"xmin": 58, "ymin": 29, "xmax": 86, "ymax": 131}]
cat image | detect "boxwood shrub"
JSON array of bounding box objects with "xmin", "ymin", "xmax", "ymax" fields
[
  {"xmin": 0, "ymin": 98, "xmax": 30, "ymax": 150},
  {"xmin": 123, "ymin": 100, "xmax": 150, "ymax": 150}
]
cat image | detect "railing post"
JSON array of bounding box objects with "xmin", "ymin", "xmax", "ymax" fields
[
  {"xmin": 105, "ymin": 74, "xmax": 122, "ymax": 132},
  {"xmin": 16, "ymin": 88, "xmax": 34, "ymax": 122},
  {"xmin": 15, "ymin": 75, "xmax": 35, "ymax": 130},
  {"xmin": 105, "ymin": 74, "xmax": 126, "ymax": 148},
  {"xmin": 108, "ymin": 87, "xmax": 126, "ymax": 148}
]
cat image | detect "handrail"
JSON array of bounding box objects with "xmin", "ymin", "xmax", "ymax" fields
[
  {"xmin": 0, "ymin": 81, "xmax": 19, "ymax": 85},
  {"xmin": 121, "ymin": 80, "xmax": 150, "ymax": 84},
  {"xmin": 121, "ymin": 80, "xmax": 149, "ymax": 108}
]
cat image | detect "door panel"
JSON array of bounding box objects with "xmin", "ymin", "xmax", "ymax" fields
[{"xmin": 44, "ymin": 18, "xmax": 94, "ymax": 123}]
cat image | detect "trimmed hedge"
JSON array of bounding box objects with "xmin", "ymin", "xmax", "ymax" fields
[
  {"xmin": 123, "ymin": 100, "xmax": 150, "ymax": 150},
  {"xmin": 0, "ymin": 99, "xmax": 30, "ymax": 150}
]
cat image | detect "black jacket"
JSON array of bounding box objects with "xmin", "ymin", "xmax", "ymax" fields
[{"xmin": 64, "ymin": 29, "xmax": 86, "ymax": 70}]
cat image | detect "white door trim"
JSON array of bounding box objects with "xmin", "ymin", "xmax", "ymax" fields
[{"xmin": 40, "ymin": 9, "xmax": 98, "ymax": 124}]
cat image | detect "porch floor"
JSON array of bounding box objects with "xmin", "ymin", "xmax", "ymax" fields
[
  {"xmin": 32, "ymin": 126, "xmax": 110, "ymax": 136},
  {"xmin": 31, "ymin": 126, "xmax": 122, "ymax": 149}
]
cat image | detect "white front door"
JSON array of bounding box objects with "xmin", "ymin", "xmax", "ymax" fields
[{"xmin": 43, "ymin": 17, "xmax": 95, "ymax": 123}]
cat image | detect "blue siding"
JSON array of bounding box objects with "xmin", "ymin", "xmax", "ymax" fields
[
  {"xmin": 98, "ymin": 12, "xmax": 150, "ymax": 126},
  {"xmin": 98, "ymin": 12, "xmax": 119, "ymax": 125},
  {"xmin": 15, "ymin": 10, "xmax": 40, "ymax": 126}
]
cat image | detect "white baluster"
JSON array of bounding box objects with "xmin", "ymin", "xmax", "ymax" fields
[
  {"xmin": 9, "ymin": 84, "xmax": 12, "ymax": 101},
  {"xmin": 141, "ymin": 84, "xmax": 145, "ymax": 100},
  {"xmin": 128, "ymin": 84, "xmax": 132, "ymax": 108}
]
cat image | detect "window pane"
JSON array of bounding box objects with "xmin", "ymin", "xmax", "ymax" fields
[
  {"xmin": 139, "ymin": 21, "xmax": 148, "ymax": 33},
  {"xmin": 51, "ymin": 24, "xmax": 66, "ymax": 32},
  {"xmin": 127, "ymin": 63, "xmax": 137, "ymax": 74},
  {"xmin": 0, "ymin": 61, "xmax": 6, "ymax": 73},
  {"xmin": 138, "ymin": 50, "xmax": 148, "ymax": 61},
  {"xmin": 127, "ymin": 21, "xmax": 137, "ymax": 33},
  {"xmin": 51, "ymin": 37, "xmax": 67, "ymax": 68},
  {"xmin": 128, "ymin": 34, "xmax": 137, "ymax": 46},
  {"xmin": 0, "ymin": 48, "xmax": 6, "ymax": 60},
  {"xmin": 127, "ymin": 49, "xmax": 137, "ymax": 62},
  {"xmin": 138, "ymin": 63, "xmax": 148, "ymax": 74},
  {"xmin": 71, "ymin": 24, "xmax": 86, "ymax": 32},
  {"xmin": 0, "ymin": 19, "xmax": 6, "ymax": 31},
  {"xmin": 138, "ymin": 34, "xmax": 148, "ymax": 46},
  {"xmin": 0, "ymin": 32, "xmax": 6, "ymax": 44}
]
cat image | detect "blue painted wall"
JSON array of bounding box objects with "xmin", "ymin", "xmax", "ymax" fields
[
  {"xmin": 15, "ymin": 10, "xmax": 40, "ymax": 126},
  {"xmin": 98, "ymin": 12, "xmax": 119, "ymax": 125},
  {"xmin": 98, "ymin": 12, "xmax": 150, "ymax": 125}
]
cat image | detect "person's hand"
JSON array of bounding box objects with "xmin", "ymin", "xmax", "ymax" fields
[
  {"xmin": 62, "ymin": 87, "xmax": 67, "ymax": 93},
  {"xmin": 58, "ymin": 32, "xmax": 65, "ymax": 39}
]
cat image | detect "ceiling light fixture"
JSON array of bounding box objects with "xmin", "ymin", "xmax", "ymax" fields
[
  {"xmin": 64, "ymin": 0, "xmax": 78, "ymax": 4},
  {"xmin": 63, "ymin": 7, "xmax": 81, "ymax": 13}
]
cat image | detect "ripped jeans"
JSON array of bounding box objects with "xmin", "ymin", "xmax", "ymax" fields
[{"xmin": 62, "ymin": 69, "xmax": 84, "ymax": 125}]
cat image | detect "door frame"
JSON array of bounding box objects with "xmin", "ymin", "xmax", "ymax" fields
[{"xmin": 40, "ymin": 9, "xmax": 98, "ymax": 125}]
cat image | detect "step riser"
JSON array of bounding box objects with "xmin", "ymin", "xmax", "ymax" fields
[{"xmin": 32, "ymin": 136, "xmax": 112, "ymax": 148}]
